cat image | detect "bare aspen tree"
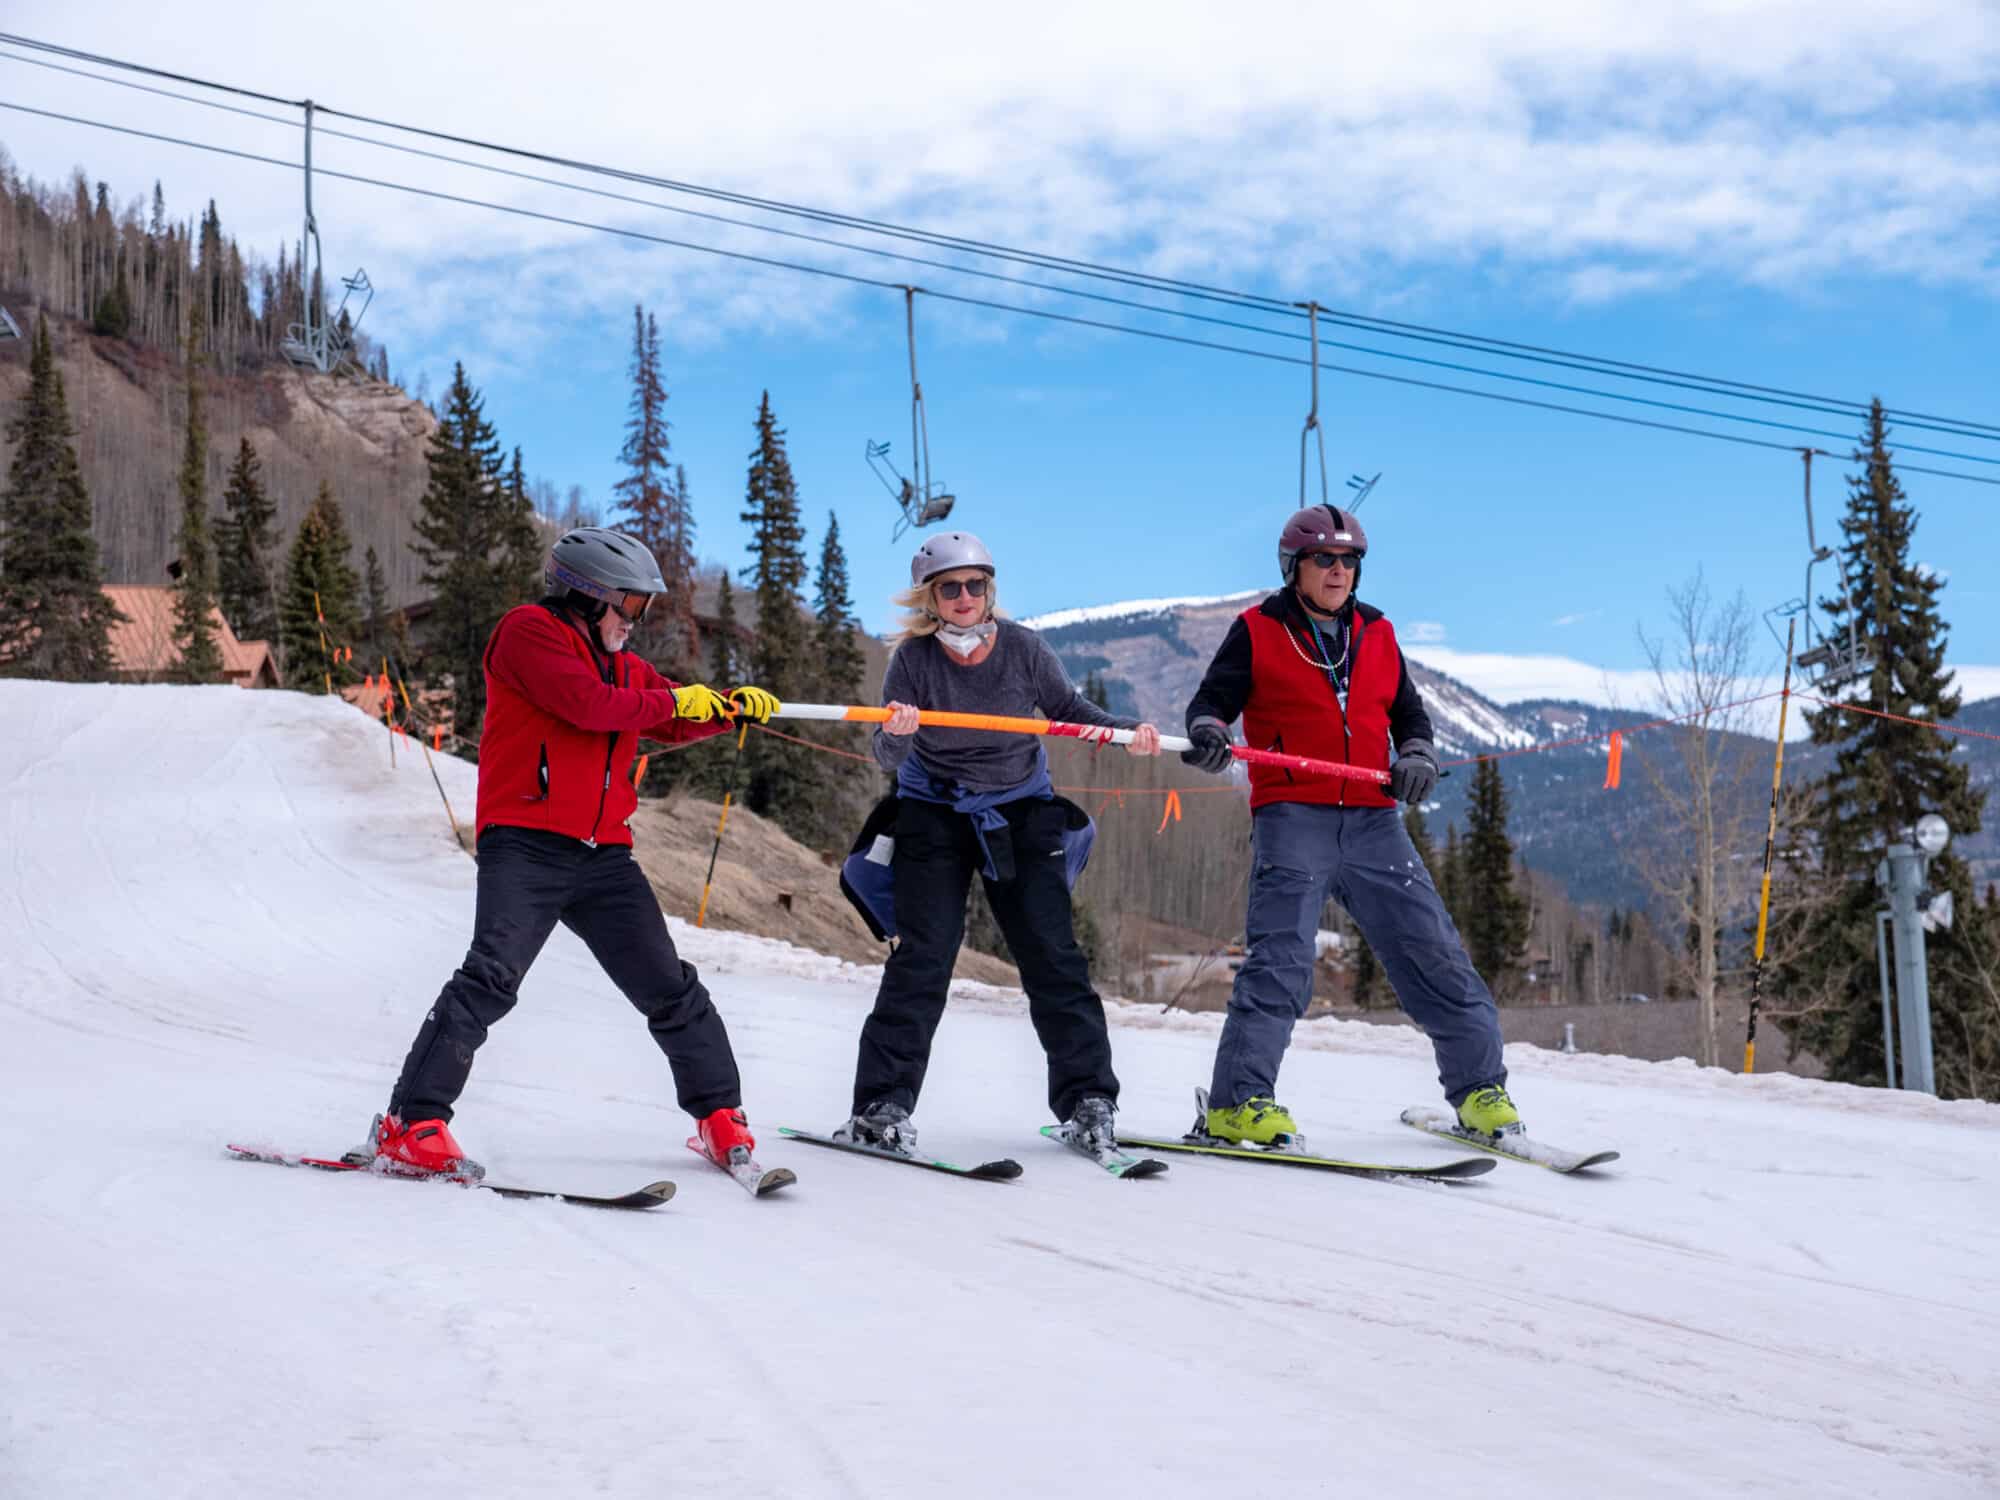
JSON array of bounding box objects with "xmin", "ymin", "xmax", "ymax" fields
[{"xmin": 1632, "ymin": 571, "xmax": 1764, "ymax": 1065}]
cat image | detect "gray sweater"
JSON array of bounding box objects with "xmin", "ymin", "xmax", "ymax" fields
[{"xmin": 871, "ymin": 621, "xmax": 1139, "ymax": 791}]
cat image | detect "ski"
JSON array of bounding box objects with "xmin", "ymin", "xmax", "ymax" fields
[
  {"xmin": 1039, "ymin": 1124, "xmax": 1168, "ymax": 1179},
  {"xmin": 225, "ymin": 1144, "xmax": 677, "ymax": 1208},
  {"xmin": 1399, "ymin": 1107, "xmax": 1621, "ymax": 1174},
  {"xmin": 1115, "ymin": 1132, "xmax": 1494, "ymax": 1181},
  {"xmin": 684, "ymin": 1136, "xmax": 797, "ymax": 1197},
  {"xmin": 776, "ymin": 1127, "xmax": 1022, "ymax": 1181}
]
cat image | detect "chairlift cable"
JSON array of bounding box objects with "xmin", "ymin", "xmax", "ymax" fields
[
  {"xmin": 8, "ymin": 96, "xmax": 2000, "ymax": 492},
  {"xmin": 5, "ymin": 30, "xmax": 1997, "ymax": 444}
]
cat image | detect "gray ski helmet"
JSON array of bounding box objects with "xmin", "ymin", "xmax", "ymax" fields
[
  {"xmin": 910, "ymin": 531, "xmax": 996, "ymax": 587},
  {"xmin": 546, "ymin": 527, "xmax": 667, "ymax": 608},
  {"xmin": 1277, "ymin": 505, "xmax": 1368, "ymax": 583}
]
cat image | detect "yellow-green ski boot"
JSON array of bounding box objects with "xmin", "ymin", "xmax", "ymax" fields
[
  {"xmin": 1205, "ymin": 1095, "xmax": 1301, "ymax": 1148},
  {"xmin": 1456, "ymin": 1085, "xmax": 1524, "ymax": 1139}
]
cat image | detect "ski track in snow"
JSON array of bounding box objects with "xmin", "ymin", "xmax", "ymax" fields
[{"xmin": 2, "ymin": 680, "xmax": 1997, "ymax": 1500}]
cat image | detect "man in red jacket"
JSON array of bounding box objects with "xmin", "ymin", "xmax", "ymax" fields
[
  {"xmin": 371, "ymin": 527, "xmax": 778, "ymax": 1181},
  {"xmin": 1179, "ymin": 505, "xmax": 1522, "ymax": 1147}
]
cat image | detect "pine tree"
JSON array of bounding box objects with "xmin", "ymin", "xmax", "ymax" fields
[
  {"xmin": 498, "ymin": 447, "xmax": 546, "ymax": 604},
  {"xmin": 279, "ymin": 482, "xmax": 362, "ymax": 693},
  {"xmin": 361, "ymin": 545, "xmax": 391, "ymax": 663},
  {"xmin": 682, "ymin": 570, "xmax": 746, "ymax": 803},
  {"xmin": 611, "ymin": 310, "xmax": 697, "ymax": 673},
  {"xmin": 662, "ymin": 461, "xmax": 698, "ymax": 671},
  {"xmin": 612, "ymin": 307, "xmax": 671, "ymax": 561},
  {"xmin": 1461, "ymin": 758, "xmax": 1530, "ymax": 993},
  {"xmin": 170, "ymin": 348, "xmax": 224, "ymax": 683},
  {"xmin": 737, "ymin": 392, "xmax": 819, "ymax": 838},
  {"xmin": 709, "ymin": 570, "xmax": 740, "ymax": 685},
  {"xmin": 1440, "ymin": 822, "xmax": 1466, "ymax": 929},
  {"xmin": 809, "ymin": 509, "xmax": 873, "ymax": 834},
  {"xmin": 411, "ymin": 364, "xmax": 517, "ymax": 736},
  {"xmin": 1770, "ymin": 401, "xmax": 1999, "ymax": 1097},
  {"xmin": 0, "ymin": 317, "xmax": 122, "ymax": 680},
  {"xmin": 813, "ymin": 512, "xmax": 865, "ymax": 703},
  {"xmin": 214, "ymin": 438, "xmax": 278, "ymax": 652}
]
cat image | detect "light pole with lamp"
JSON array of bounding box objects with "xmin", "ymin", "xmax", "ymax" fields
[{"xmin": 1876, "ymin": 813, "xmax": 1955, "ymax": 1095}]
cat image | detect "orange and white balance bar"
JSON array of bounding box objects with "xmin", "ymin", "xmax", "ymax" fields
[{"xmin": 771, "ymin": 703, "xmax": 1389, "ymax": 787}]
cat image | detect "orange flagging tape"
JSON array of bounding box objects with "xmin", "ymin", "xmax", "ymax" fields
[
  {"xmin": 1156, "ymin": 788, "xmax": 1183, "ymax": 834},
  {"xmin": 633, "ymin": 753, "xmax": 651, "ymax": 791},
  {"xmin": 432, "ymin": 726, "xmax": 442, "ymax": 752},
  {"xmin": 1603, "ymin": 731, "xmax": 1623, "ymax": 791}
]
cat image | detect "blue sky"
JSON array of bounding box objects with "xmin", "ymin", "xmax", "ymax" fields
[{"xmin": 4, "ymin": 1, "xmax": 1996, "ymax": 702}]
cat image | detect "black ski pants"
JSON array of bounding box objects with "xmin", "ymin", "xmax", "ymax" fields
[
  {"xmin": 390, "ymin": 825, "xmax": 741, "ymax": 1124},
  {"xmin": 852, "ymin": 796, "xmax": 1118, "ymax": 1122}
]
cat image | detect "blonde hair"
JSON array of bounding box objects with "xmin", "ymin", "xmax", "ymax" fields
[{"xmin": 889, "ymin": 577, "xmax": 1006, "ymax": 647}]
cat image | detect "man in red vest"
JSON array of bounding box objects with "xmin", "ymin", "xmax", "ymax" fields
[
  {"xmin": 1179, "ymin": 504, "xmax": 1522, "ymax": 1146},
  {"xmin": 370, "ymin": 527, "xmax": 779, "ymax": 1182}
]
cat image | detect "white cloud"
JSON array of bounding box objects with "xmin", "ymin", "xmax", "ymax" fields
[
  {"xmin": 3, "ymin": 0, "xmax": 1995, "ymax": 366},
  {"xmin": 1403, "ymin": 620, "xmax": 1449, "ymax": 644},
  {"xmin": 1551, "ymin": 610, "xmax": 1601, "ymax": 628}
]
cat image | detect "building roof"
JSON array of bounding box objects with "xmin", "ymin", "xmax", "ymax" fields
[{"xmin": 102, "ymin": 585, "xmax": 281, "ymax": 688}]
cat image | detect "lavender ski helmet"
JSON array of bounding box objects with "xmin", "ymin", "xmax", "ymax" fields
[
  {"xmin": 1277, "ymin": 505, "xmax": 1368, "ymax": 583},
  {"xmin": 910, "ymin": 531, "xmax": 996, "ymax": 587}
]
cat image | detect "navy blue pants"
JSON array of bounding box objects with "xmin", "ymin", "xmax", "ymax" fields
[
  {"xmin": 1210, "ymin": 801, "xmax": 1505, "ymax": 1109},
  {"xmin": 852, "ymin": 796, "xmax": 1119, "ymax": 1121},
  {"xmin": 390, "ymin": 826, "xmax": 741, "ymax": 1124}
]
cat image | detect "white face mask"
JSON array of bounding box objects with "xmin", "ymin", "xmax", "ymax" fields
[{"xmin": 936, "ymin": 620, "xmax": 998, "ymax": 657}]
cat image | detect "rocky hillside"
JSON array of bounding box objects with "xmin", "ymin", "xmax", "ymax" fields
[{"xmin": 0, "ymin": 313, "xmax": 438, "ymax": 600}]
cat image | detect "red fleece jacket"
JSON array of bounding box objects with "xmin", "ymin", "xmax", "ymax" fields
[{"xmin": 473, "ymin": 603, "xmax": 726, "ymax": 846}]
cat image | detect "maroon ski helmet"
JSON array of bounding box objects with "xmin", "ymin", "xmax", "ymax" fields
[{"xmin": 1277, "ymin": 505, "xmax": 1368, "ymax": 582}]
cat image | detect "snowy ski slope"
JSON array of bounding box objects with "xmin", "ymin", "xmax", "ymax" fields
[{"xmin": 2, "ymin": 681, "xmax": 1996, "ymax": 1499}]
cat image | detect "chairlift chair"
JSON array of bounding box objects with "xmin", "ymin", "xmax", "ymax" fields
[
  {"xmin": 867, "ymin": 288, "xmax": 958, "ymax": 540},
  {"xmin": 280, "ymin": 103, "xmax": 376, "ymax": 374},
  {"xmin": 1296, "ymin": 304, "xmax": 1384, "ymax": 512},
  {"xmin": 1765, "ymin": 449, "xmax": 1874, "ymax": 694}
]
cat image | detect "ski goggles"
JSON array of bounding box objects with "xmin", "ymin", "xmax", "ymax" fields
[
  {"xmin": 1302, "ymin": 550, "xmax": 1362, "ymax": 572},
  {"xmin": 934, "ymin": 577, "xmax": 989, "ymax": 600},
  {"xmin": 614, "ymin": 591, "xmax": 655, "ymax": 623}
]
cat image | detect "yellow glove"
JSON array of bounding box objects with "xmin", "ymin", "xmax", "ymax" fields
[
  {"xmin": 729, "ymin": 685, "xmax": 780, "ymax": 723},
  {"xmin": 672, "ymin": 683, "xmax": 731, "ymax": 722}
]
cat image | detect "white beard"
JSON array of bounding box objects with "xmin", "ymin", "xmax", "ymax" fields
[{"xmin": 936, "ymin": 621, "xmax": 998, "ymax": 658}]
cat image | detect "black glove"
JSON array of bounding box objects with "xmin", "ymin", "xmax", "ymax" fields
[
  {"xmin": 1180, "ymin": 716, "xmax": 1234, "ymax": 775},
  {"xmin": 1389, "ymin": 738, "xmax": 1439, "ymax": 805}
]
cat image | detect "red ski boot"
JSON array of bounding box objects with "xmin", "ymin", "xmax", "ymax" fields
[
  {"xmin": 695, "ymin": 1106, "xmax": 756, "ymax": 1166},
  {"xmin": 369, "ymin": 1113, "xmax": 484, "ymax": 1182},
  {"xmin": 688, "ymin": 1107, "xmax": 794, "ymax": 1197}
]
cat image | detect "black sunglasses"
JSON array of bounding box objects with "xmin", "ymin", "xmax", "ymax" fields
[
  {"xmin": 1303, "ymin": 551, "xmax": 1361, "ymax": 572},
  {"xmin": 935, "ymin": 577, "xmax": 989, "ymax": 600}
]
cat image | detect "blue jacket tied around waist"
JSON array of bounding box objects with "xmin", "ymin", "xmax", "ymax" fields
[{"xmin": 838, "ymin": 747, "xmax": 1097, "ymax": 942}]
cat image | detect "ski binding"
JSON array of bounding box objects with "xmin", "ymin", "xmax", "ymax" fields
[
  {"xmin": 1039, "ymin": 1124, "xmax": 1167, "ymax": 1179},
  {"xmin": 1399, "ymin": 1106, "xmax": 1620, "ymax": 1174}
]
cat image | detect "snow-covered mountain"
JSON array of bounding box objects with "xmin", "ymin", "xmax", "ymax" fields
[
  {"xmin": 4, "ymin": 680, "xmax": 1997, "ymax": 1498},
  {"xmin": 1022, "ymin": 591, "xmax": 2000, "ymax": 902}
]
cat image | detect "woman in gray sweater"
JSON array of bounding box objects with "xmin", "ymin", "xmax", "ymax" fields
[{"xmin": 837, "ymin": 531, "xmax": 1160, "ymax": 1158}]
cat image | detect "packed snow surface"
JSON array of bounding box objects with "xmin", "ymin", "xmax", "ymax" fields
[{"xmin": 3, "ymin": 681, "xmax": 1996, "ymax": 1499}]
